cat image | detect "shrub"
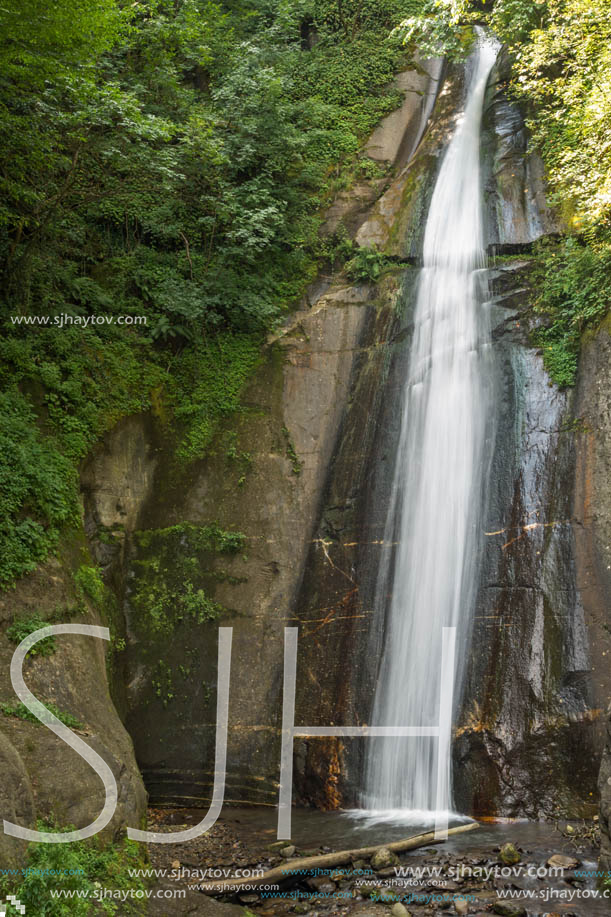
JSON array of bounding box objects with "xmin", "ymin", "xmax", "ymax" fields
[
  {"xmin": 0, "ymin": 825, "xmax": 147, "ymax": 915},
  {"xmin": 532, "ymin": 238, "xmax": 611, "ymax": 386},
  {"xmin": 6, "ymin": 615, "xmax": 56, "ymax": 657},
  {"xmin": 0, "ymin": 390, "xmax": 79, "ymax": 587}
]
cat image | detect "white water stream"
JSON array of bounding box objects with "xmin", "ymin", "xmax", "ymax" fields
[{"xmin": 360, "ymin": 34, "xmax": 498, "ymax": 823}]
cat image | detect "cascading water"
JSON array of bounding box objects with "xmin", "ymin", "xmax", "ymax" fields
[{"xmin": 360, "ymin": 33, "xmax": 498, "ymax": 822}]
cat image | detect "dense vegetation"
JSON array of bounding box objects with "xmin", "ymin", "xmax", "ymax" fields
[
  {"xmin": 395, "ymin": 0, "xmax": 611, "ymax": 384},
  {"xmin": 0, "ymin": 0, "xmax": 422, "ymax": 586},
  {"xmin": 0, "ymin": 827, "xmax": 147, "ymax": 915},
  {"xmin": 1, "ymin": 0, "xmax": 610, "ymax": 571},
  {"xmin": 487, "ymin": 0, "xmax": 611, "ymax": 383}
]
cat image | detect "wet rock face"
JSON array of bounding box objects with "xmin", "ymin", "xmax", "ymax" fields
[
  {"xmin": 573, "ymin": 317, "xmax": 611, "ymax": 868},
  {"xmin": 119, "ymin": 286, "xmax": 384, "ymax": 806},
  {"xmin": 0, "ymin": 556, "xmax": 147, "ymax": 849},
  {"xmin": 294, "ymin": 55, "xmax": 606, "ymax": 818},
  {"xmin": 453, "ymin": 257, "xmax": 599, "ymax": 817},
  {"xmin": 600, "ymin": 716, "xmax": 611, "ymax": 872},
  {"xmin": 0, "ymin": 734, "xmax": 34, "ymax": 866},
  {"xmin": 482, "ymin": 49, "xmax": 561, "ymax": 248}
]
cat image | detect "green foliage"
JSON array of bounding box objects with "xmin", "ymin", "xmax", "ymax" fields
[
  {"xmin": 6, "ymin": 615, "xmax": 56, "ymax": 657},
  {"xmin": 0, "ymin": 0, "xmax": 418, "ymax": 340},
  {"xmin": 490, "ymin": 0, "xmax": 611, "ymax": 237},
  {"xmin": 74, "ymin": 564, "xmax": 106, "ymax": 606},
  {"xmin": 532, "ymin": 238, "xmax": 611, "ymax": 386},
  {"xmin": 172, "ymin": 334, "xmax": 262, "ymax": 460},
  {"xmin": 0, "ymin": 329, "xmax": 168, "ymax": 462},
  {"xmin": 0, "ymin": 0, "xmax": 426, "ymax": 589},
  {"xmin": 345, "ymin": 246, "xmax": 392, "ymax": 281},
  {"xmin": 151, "ymin": 659, "xmax": 175, "ymax": 707},
  {"xmin": 0, "ymin": 390, "xmax": 79, "ymax": 587},
  {"xmin": 485, "ymin": 0, "xmax": 611, "ymax": 379},
  {"xmin": 130, "ymin": 522, "xmax": 244, "ymax": 635},
  {"xmin": 0, "ymin": 701, "xmax": 82, "ymax": 729},
  {"xmin": 393, "ymin": 0, "xmax": 475, "ymax": 59},
  {"xmin": 135, "ymin": 521, "xmax": 245, "ymax": 555},
  {"xmin": 0, "ymin": 826, "xmax": 147, "ymax": 915}
]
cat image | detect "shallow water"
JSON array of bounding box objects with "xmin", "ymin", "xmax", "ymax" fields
[{"xmin": 160, "ymin": 806, "xmax": 607, "ymax": 914}]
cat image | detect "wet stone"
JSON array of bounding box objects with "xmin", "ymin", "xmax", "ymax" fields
[
  {"xmin": 546, "ymin": 853, "xmax": 579, "ymax": 870},
  {"xmin": 377, "ymin": 866, "xmax": 399, "ymax": 877},
  {"xmin": 370, "ymin": 848, "xmax": 399, "ymax": 870},
  {"xmin": 498, "ymin": 844, "xmax": 520, "ymax": 867},
  {"xmin": 492, "ymin": 901, "xmax": 526, "ymax": 917},
  {"xmin": 390, "ymin": 904, "xmax": 411, "ymax": 917},
  {"xmin": 280, "ymin": 845, "xmax": 297, "ymax": 858},
  {"xmin": 306, "ymin": 877, "xmax": 336, "ymax": 894}
]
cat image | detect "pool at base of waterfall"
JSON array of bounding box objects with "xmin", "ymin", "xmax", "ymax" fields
[{"xmin": 145, "ymin": 805, "xmax": 608, "ymax": 916}]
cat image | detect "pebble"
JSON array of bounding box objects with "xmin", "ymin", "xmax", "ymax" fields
[
  {"xmin": 390, "ymin": 904, "xmax": 410, "ymax": 917},
  {"xmin": 306, "ymin": 876, "xmax": 336, "ymax": 894},
  {"xmin": 546, "ymin": 853, "xmax": 579, "ymax": 869},
  {"xmin": 492, "ymin": 901, "xmax": 526, "ymax": 917}
]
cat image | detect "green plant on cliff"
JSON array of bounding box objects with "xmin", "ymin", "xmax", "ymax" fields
[
  {"xmin": 532, "ymin": 238, "xmax": 611, "ymax": 386},
  {"xmin": 74, "ymin": 564, "xmax": 106, "ymax": 606},
  {"xmin": 490, "ymin": 0, "xmax": 611, "ymax": 238},
  {"xmin": 0, "ymin": 825, "xmax": 147, "ymax": 915},
  {"xmin": 0, "ymin": 701, "xmax": 82, "ymax": 729},
  {"xmin": 0, "ymin": 390, "xmax": 79, "ymax": 587},
  {"xmin": 130, "ymin": 522, "xmax": 245, "ymax": 635},
  {"xmin": 6, "ymin": 614, "xmax": 56, "ymax": 657},
  {"xmin": 172, "ymin": 335, "xmax": 262, "ymax": 461},
  {"xmin": 345, "ymin": 245, "xmax": 392, "ymax": 282},
  {"xmin": 485, "ymin": 0, "xmax": 611, "ymax": 382}
]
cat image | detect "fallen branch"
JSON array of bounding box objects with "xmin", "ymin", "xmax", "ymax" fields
[{"xmin": 197, "ymin": 821, "xmax": 479, "ymax": 895}]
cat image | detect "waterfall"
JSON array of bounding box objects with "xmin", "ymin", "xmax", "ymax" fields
[{"xmin": 360, "ymin": 34, "xmax": 498, "ymax": 822}]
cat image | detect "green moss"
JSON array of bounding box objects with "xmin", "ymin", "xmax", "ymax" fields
[
  {"xmin": 282, "ymin": 425, "xmax": 303, "ymax": 475},
  {"xmin": 130, "ymin": 522, "xmax": 245, "ymax": 636},
  {"xmin": 172, "ymin": 334, "xmax": 262, "ymax": 462}
]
